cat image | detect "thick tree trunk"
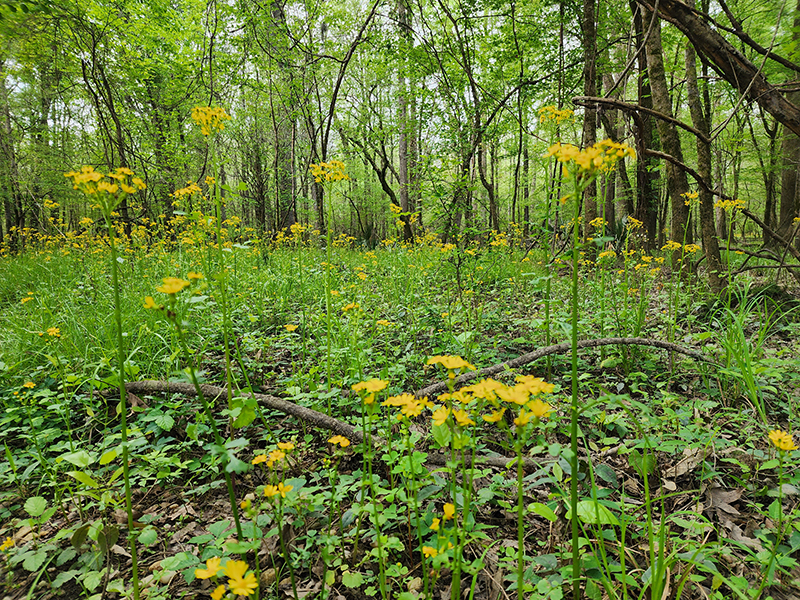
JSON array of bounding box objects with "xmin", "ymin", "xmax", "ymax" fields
[{"xmin": 642, "ymin": 4, "xmax": 690, "ymax": 258}]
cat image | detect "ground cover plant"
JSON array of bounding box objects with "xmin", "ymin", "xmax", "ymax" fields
[{"xmin": 1, "ymin": 130, "xmax": 800, "ymax": 600}]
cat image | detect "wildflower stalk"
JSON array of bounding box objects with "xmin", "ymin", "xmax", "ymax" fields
[
  {"xmin": 569, "ymin": 185, "xmax": 581, "ymax": 600},
  {"xmin": 168, "ymin": 298, "xmax": 244, "ymax": 541},
  {"xmin": 515, "ymin": 432, "xmax": 526, "ymax": 600},
  {"xmin": 106, "ymin": 210, "xmax": 141, "ymax": 600}
]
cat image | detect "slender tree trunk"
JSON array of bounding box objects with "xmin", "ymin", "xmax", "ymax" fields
[
  {"xmin": 397, "ymin": 0, "xmax": 414, "ymax": 241},
  {"xmin": 630, "ymin": 0, "xmax": 658, "ymax": 249},
  {"xmin": 685, "ymin": 3, "xmax": 725, "ymax": 292},
  {"xmin": 779, "ymin": 0, "xmax": 800, "ymax": 248},
  {"xmin": 0, "ymin": 58, "xmax": 23, "ymax": 251},
  {"xmin": 581, "ymin": 0, "xmax": 598, "ymax": 240}
]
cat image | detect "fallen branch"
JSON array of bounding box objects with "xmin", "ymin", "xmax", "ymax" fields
[
  {"xmin": 119, "ymin": 380, "xmax": 365, "ymax": 443},
  {"xmin": 116, "ymin": 380, "xmax": 551, "ymax": 472},
  {"xmin": 415, "ymin": 337, "xmax": 713, "ymax": 398}
]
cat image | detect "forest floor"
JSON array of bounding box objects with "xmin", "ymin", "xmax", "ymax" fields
[{"xmin": 1, "ymin": 237, "xmax": 800, "ymax": 600}]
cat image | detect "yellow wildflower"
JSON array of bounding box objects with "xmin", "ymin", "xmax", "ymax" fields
[
  {"xmin": 224, "ymin": 560, "xmax": 258, "ymax": 596},
  {"xmin": 431, "ymin": 407, "xmax": 450, "ymax": 426},
  {"xmin": 195, "ymin": 556, "xmax": 223, "ymax": 579},
  {"xmin": 156, "ymin": 277, "xmax": 190, "ymax": 295},
  {"xmin": 769, "ymin": 430, "xmax": 797, "ymax": 452},
  {"xmin": 284, "ymin": 324, "xmax": 298, "ymax": 332},
  {"xmin": 453, "ymin": 409, "xmax": 475, "ymax": 427},
  {"xmin": 443, "ymin": 503, "xmax": 456, "ymax": 520},
  {"xmin": 482, "ymin": 409, "xmax": 506, "ymax": 423},
  {"xmin": 211, "ymin": 585, "xmax": 225, "ymax": 600},
  {"xmin": 328, "ymin": 435, "xmax": 351, "ymax": 447},
  {"xmin": 352, "ymin": 379, "xmax": 389, "ymax": 394},
  {"xmin": 423, "ymin": 546, "xmax": 438, "ymax": 558}
]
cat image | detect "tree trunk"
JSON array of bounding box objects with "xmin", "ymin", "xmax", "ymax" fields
[
  {"xmin": 685, "ymin": 1, "xmax": 725, "ymax": 292},
  {"xmin": 638, "ymin": 0, "xmax": 800, "ymax": 137},
  {"xmin": 397, "ymin": 0, "xmax": 414, "ymax": 242},
  {"xmin": 630, "ymin": 0, "xmax": 658, "ymax": 250},
  {"xmin": 581, "ymin": 0, "xmax": 598, "ymax": 240},
  {"xmin": 642, "ymin": 4, "xmax": 690, "ymax": 258}
]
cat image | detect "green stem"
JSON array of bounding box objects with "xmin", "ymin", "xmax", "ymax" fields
[
  {"xmin": 172, "ymin": 309, "xmax": 244, "ymax": 541},
  {"xmin": 570, "ymin": 183, "xmax": 581, "ymax": 600},
  {"xmin": 107, "ymin": 215, "xmax": 140, "ymax": 600}
]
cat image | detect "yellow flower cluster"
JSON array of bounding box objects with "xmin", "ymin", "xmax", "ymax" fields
[
  {"xmin": 538, "ymin": 105, "xmax": 574, "ymax": 124},
  {"xmin": 714, "ymin": 197, "xmax": 745, "ymax": 213},
  {"xmin": 682, "ymin": 191, "xmax": 699, "ymax": 206},
  {"xmin": 64, "ymin": 166, "xmax": 145, "ymax": 198},
  {"xmin": 195, "ymin": 557, "xmax": 258, "ymax": 597},
  {"xmin": 191, "ymin": 106, "xmax": 231, "ymax": 136},
  {"xmin": 545, "ymin": 139, "xmax": 635, "ymax": 176},
  {"xmin": 328, "ymin": 435, "xmax": 351, "ymax": 447},
  {"xmin": 309, "ymin": 160, "xmax": 349, "ymax": 183},
  {"xmin": 172, "ymin": 181, "xmax": 203, "ymax": 201},
  {"xmin": 421, "ymin": 372, "xmax": 555, "ymax": 431}
]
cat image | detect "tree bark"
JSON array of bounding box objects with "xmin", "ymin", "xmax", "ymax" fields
[
  {"xmin": 685, "ymin": 0, "xmax": 726, "ymax": 292},
  {"xmin": 581, "ymin": 0, "xmax": 598, "ymax": 240},
  {"xmin": 642, "ymin": 4, "xmax": 690, "ymax": 258},
  {"xmin": 638, "ymin": 0, "xmax": 800, "ymax": 138}
]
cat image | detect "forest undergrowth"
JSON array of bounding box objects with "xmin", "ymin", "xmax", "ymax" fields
[{"xmin": 1, "ymin": 145, "xmax": 800, "ymax": 600}]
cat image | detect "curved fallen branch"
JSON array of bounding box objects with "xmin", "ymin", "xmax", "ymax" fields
[
  {"xmin": 118, "ymin": 337, "xmax": 710, "ymax": 474},
  {"xmin": 117, "ymin": 380, "xmax": 551, "ymax": 472},
  {"xmin": 415, "ymin": 337, "xmax": 713, "ymax": 398}
]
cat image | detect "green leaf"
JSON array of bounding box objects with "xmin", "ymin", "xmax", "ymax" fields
[
  {"xmin": 231, "ymin": 396, "xmax": 257, "ymax": 429},
  {"xmin": 528, "ymin": 502, "xmax": 557, "ymax": 522},
  {"xmin": 594, "ymin": 464, "xmax": 618, "ymax": 486},
  {"xmin": 60, "ymin": 450, "xmax": 94, "ymax": 469},
  {"xmin": 22, "ymin": 550, "xmax": 48, "ymax": 572},
  {"xmin": 67, "ymin": 471, "xmax": 99, "ymax": 488},
  {"xmin": 155, "ymin": 413, "xmax": 175, "ymax": 431},
  {"xmin": 342, "ymin": 570, "xmax": 364, "ymax": 588},
  {"xmin": 432, "ymin": 423, "xmax": 451, "ymax": 447},
  {"xmin": 71, "ymin": 524, "xmax": 90, "ymax": 549},
  {"xmin": 99, "ymin": 448, "xmax": 117, "ymax": 465},
  {"xmin": 138, "ymin": 527, "xmax": 158, "ymax": 546},
  {"xmin": 24, "ymin": 496, "xmax": 47, "ymax": 517},
  {"xmin": 82, "ymin": 570, "xmax": 103, "ymax": 591},
  {"xmin": 574, "ymin": 500, "xmax": 620, "ymax": 526}
]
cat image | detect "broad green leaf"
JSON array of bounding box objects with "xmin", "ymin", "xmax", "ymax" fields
[
  {"xmin": 342, "ymin": 570, "xmax": 364, "ymax": 588},
  {"xmin": 155, "ymin": 413, "xmax": 175, "ymax": 431},
  {"xmin": 528, "ymin": 502, "xmax": 557, "ymax": 522},
  {"xmin": 575, "ymin": 500, "xmax": 620, "ymax": 526},
  {"xmin": 138, "ymin": 527, "xmax": 158, "ymax": 546},
  {"xmin": 432, "ymin": 423, "xmax": 451, "ymax": 447},
  {"xmin": 60, "ymin": 450, "xmax": 94, "ymax": 468},
  {"xmin": 99, "ymin": 448, "xmax": 117, "ymax": 465},
  {"xmin": 22, "ymin": 550, "xmax": 48, "ymax": 572},
  {"xmin": 24, "ymin": 496, "xmax": 47, "ymax": 517}
]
